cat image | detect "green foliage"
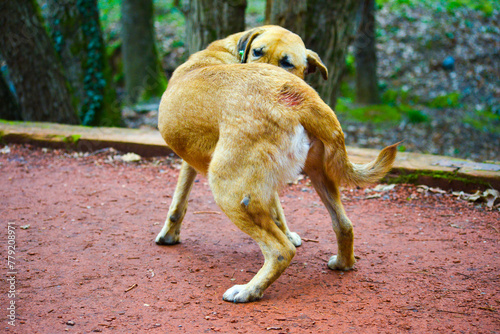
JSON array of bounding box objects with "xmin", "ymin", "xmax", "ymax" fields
[
  {"xmin": 351, "ymin": 104, "xmax": 403, "ymax": 123},
  {"xmin": 98, "ymin": 0, "xmax": 121, "ymax": 30},
  {"xmin": 377, "ymin": 0, "xmax": 415, "ymax": 9},
  {"xmin": 376, "ymin": 0, "xmax": 498, "ymax": 16},
  {"xmin": 337, "ymin": 88, "xmax": 430, "ymax": 125},
  {"xmin": 151, "ymin": 0, "xmax": 186, "ymax": 29},
  {"xmin": 427, "ymin": 92, "xmax": 461, "ymax": 109},
  {"xmin": 336, "ymin": 98, "xmax": 403, "ymax": 123},
  {"xmin": 344, "ymin": 53, "xmax": 356, "ymax": 76},
  {"xmin": 339, "ymin": 82, "xmax": 356, "ymax": 101},
  {"xmin": 62, "ymin": 134, "xmax": 82, "ymax": 144},
  {"xmin": 406, "ymin": 109, "xmax": 429, "ymax": 124},
  {"xmin": 381, "ymin": 86, "xmax": 421, "ymax": 106},
  {"xmin": 464, "ymin": 108, "xmax": 500, "ymax": 134},
  {"xmin": 443, "ymin": 0, "xmax": 496, "ymax": 16}
]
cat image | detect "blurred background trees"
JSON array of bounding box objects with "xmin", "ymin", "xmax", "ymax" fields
[
  {"xmin": 0, "ymin": 0, "xmax": 498, "ymax": 161},
  {"xmin": 354, "ymin": 0, "xmax": 380, "ymax": 104},
  {"xmin": 0, "ymin": 0, "xmax": 79, "ymax": 124},
  {"xmin": 0, "ymin": 0, "xmax": 408, "ymax": 123},
  {"xmin": 121, "ymin": 0, "xmax": 167, "ymax": 105}
]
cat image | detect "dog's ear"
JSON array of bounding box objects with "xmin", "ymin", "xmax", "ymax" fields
[
  {"xmin": 237, "ymin": 28, "xmax": 264, "ymax": 63},
  {"xmin": 306, "ymin": 49, "xmax": 328, "ymax": 80}
]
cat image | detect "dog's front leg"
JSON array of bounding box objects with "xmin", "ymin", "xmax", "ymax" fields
[
  {"xmin": 155, "ymin": 161, "xmax": 197, "ymax": 245},
  {"xmin": 271, "ymin": 192, "xmax": 302, "ymax": 247}
]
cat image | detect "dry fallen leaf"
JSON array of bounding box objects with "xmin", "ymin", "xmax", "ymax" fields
[
  {"xmin": 417, "ymin": 185, "xmax": 446, "ymax": 194},
  {"xmin": 483, "ymin": 189, "xmax": 499, "ymax": 209},
  {"xmin": 373, "ymin": 184, "xmax": 396, "ymax": 192},
  {"xmin": 0, "ymin": 146, "xmax": 11, "ymax": 154},
  {"xmin": 453, "ymin": 189, "xmax": 499, "ymax": 209},
  {"xmin": 121, "ymin": 152, "xmax": 142, "ymax": 162}
]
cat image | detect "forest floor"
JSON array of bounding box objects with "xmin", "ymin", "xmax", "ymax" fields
[
  {"xmin": 119, "ymin": 3, "xmax": 499, "ymax": 163},
  {"xmin": 2, "ymin": 145, "xmax": 499, "ymax": 333}
]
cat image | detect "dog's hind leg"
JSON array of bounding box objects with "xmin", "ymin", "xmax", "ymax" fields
[
  {"xmin": 156, "ymin": 161, "xmax": 197, "ymax": 245},
  {"xmin": 304, "ymin": 142, "xmax": 356, "ymax": 270},
  {"xmin": 209, "ymin": 171, "xmax": 296, "ymax": 303},
  {"xmin": 271, "ymin": 192, "xmax": 302, "ymax": 247}
]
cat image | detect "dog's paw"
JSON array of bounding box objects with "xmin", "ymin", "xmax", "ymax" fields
[
  {"xmin": 155, "ymin": 233, "xmax": 180, "ymax": 245},
  {"xmin": 223, "ymin": 284, "xmax": 263, "ymax": 303},
  {"xmin": 327, "ymin": 255, "xmax": 355, "ymax": 271},
  {"xmin": 286, "ymin": 232, "xmax": 302, "ymax": 247}
]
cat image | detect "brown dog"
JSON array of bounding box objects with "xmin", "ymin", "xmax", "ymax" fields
[
  {"xmin": 156, "ymin": 26, "xmax": 327, "ymax": 248},
  {"xmin": 156, "ymin": 26, "xmax": 398, "ymax": 303}
]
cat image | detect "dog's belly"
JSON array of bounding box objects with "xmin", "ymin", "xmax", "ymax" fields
[{"xmin": 275, "ymin": 124, "xmax": 310, "ymax": 186}]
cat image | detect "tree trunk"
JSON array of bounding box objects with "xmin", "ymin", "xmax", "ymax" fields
[
  {"xmin": 121, "ymin": 0, "xmax": 168, "ymax": 104},
  {"xmin": 46, "ymin": 0, "xmax": 121, "ymax": 126},
  {"xmin": 265, "ymin": 0, "xmax": 306, "ymax": 37},
  {"xmin": 305, "ymin": 0, "xmax": 361, "ymax": 109},
  {"xmin": 0, "ymin": 69, "xmax": 20, "ymax": 121},
  {"xmin": 183, "ymin": 0, "xmax": 247, "ymax": 54},
  {"xmin": 0, "ymin": 0, "xmax": 79, "ymax": 124},
  {"xmin": 266, "ymin": 0, "xmax": 361, "ymax": 109},
  {"xmin": 355, "ymin": 0, "xmax": 380, "ymax": 104}
]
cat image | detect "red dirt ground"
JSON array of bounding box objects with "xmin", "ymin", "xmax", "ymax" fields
[{"xmin": 1, "ymin": 144, "xmax": 499, "ymax": 333}]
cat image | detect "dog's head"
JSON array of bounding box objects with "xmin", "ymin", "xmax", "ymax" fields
[{"xmin": 235, "ymin": 25, "xmax": 328, "ymax": 80}]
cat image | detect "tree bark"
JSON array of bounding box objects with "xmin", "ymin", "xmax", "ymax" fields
[
  {"xmin": 266, "ymin": 0, "xmax": 361, "ymax": 109},
  {"xmin": 355, "ymin": 0, "xmax": 380, "ymax": 104},
  {"xmin": 183, "ymin": 0, "xmax": 247, "ymax": 54},
  {"xmin": 121, "ymin": 0, "xmax": 168, "ymax": 104},
  {"xmin": 0, "ymin": 69, "xmax": 20, "ymax": 121},
  {"xmin": 265, "ymin": 0, "xmax": 306, "ymax": 37},
  {"xmin": 305, "ymin": 0, "xmax": 361, "ymax": 109},
  {"xmin": 0, "ymin": 0, "xmax": 79, "ymax": 124},
  {"xmin": 46, "ymin": 0, "xmax": 121, "ymax": 126}
]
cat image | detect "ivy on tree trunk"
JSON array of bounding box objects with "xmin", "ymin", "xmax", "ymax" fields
[{"xmin": 46, "ymin": 0, "xmax": 121, "ymax": 126}]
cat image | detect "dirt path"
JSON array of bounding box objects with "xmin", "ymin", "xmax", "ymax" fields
[{"xmin": 1, "ymin": 145, "xmax": 498, "ymax": 333}]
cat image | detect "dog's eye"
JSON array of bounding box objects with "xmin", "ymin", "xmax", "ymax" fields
[
  {"xmin": 252, "ymin": 48, "xmax": 264, "ymax": 58},
  {"xmin": 279, "ymin": 57, "xmax": 294, "ymax": 69}
]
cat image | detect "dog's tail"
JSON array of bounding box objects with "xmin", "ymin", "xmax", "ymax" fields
[
  {"xmin": 295, "ymin": 92, "xmax": 398, "ymax": 187},
  {"xmin": 324, "ymin": 142, "xmax": 399, "ymax": 187}
]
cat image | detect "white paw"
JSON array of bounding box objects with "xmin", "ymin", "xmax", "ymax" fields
[
  {"xmin": 286, "ymin": 232, "xmax": 302, "ymax": 247},
  {"xmin": 223, "ymin": 284, "xmax": 263, "ymax": 303},
  {"xmin": 327, "ymin": 255, "xmax": 355, "ymax": 271},
  {"xmin": 155, "ymin": 232, "xmax": 180, "ymax": 245}
]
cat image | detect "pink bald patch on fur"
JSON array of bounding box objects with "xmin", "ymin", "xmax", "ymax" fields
[{"xmin": 278, "ymin": 85, "xmax": 303, "ymax": 107}]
